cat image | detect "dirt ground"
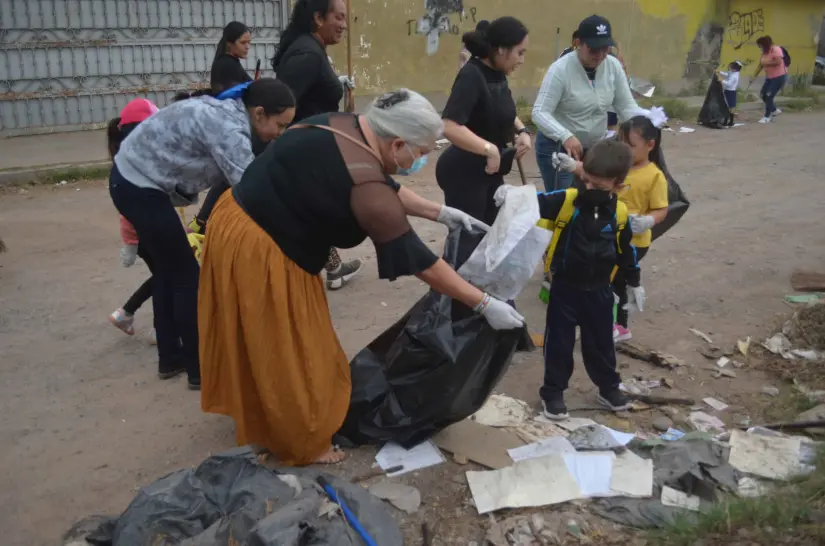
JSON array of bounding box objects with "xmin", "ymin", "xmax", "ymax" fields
[{"xmin": 2, "ymin": 110, "xmax": 825, "ymax": 546}]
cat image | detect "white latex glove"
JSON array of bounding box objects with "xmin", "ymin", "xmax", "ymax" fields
[
  {"xmin": 481, "ymin": 297, "xmax": 525, "ymax": 330},
  {"xmin": 629, "ymin": 214, "xmax": 656, "ymax": 234},
  {"xmin": 120, "ymin": 244, "xmax": 138, "ymax": 268},
  {"xmin": 338, "ymin": 75, "xmax": 355, "ymax": 89},
  {"xmin": 551, "ymin": 152, "xmax": 578, "ymax": 173},
  {"xmin": 437, "ymin": 206, "xmax": 490, "ymax": 233},
  {"xmin": 624, "ymin": 285, "xmax": 646, "ymax": 313},
  {"xmin": 493, "ymin": 185, "xmax": 514, "ymax": 207}
]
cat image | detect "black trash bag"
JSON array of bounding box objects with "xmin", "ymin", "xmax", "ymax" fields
[
  {"xmin": 650, "ymin": 146, "xmax": 690, "ymax": 241},
  {"xmin": 337, "ymin": 229, "xmax": 524, "ymax": 448},
  {"xmin": 81, "ymin": 447, "xmax": 402, "ymax": 546},
  {"xmin": 697, "ymin": 73, "xmax": 731, "ymax": 129}
]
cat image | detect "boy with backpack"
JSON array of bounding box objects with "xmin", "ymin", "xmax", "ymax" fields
[{"xmin": 536, "ymin": 139, "xmax": 643, "ymax": 418}]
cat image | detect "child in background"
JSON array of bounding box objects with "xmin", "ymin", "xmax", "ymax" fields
[
  {"xmin": 107, "ymin": 98, "xmax": 159, "ymax": 339},
  {"xmin": 612, "ymin": 114, "xmax": 669, "ymax": 341},
  {"xmin": 538, "ymin": 140, "xmax": 643, "ymax": 418},
  {"xmin": 718, "ymin": 61, "xmax": 743, "ymax": 126}
]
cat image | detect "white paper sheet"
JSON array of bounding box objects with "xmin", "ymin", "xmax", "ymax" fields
[
  {"xmin": 466, "ymin": 455, "xmax": 582, "ymax": 514},
  {"xmin": 508, "ymin": 437, "xmax": 576, "ymax": 462},
  {"xmin": 703, "ymin": 397, "xmax": 729, "ymax": 411},
  {"xmin": 610, "ymin": 451, "xmax": 654, "ymax": 498},
  {"xmin": 472, "ymin": 394, "xmax": 531, "ymax": 427},
  {"xmin": 544, "ymin": 416, "xmax": 598, "ymax": 432},
  {"xmin": 375, "ymin": 440, "xmax": 444, "ymax": 477},
  {"xmin": 728, "ymin": 429, "xmax": 804, "ymax": 480},
  {"xmin": 661, "ymin": 486, "xmax": 701, "ymax": 511},
  {"xmin": 604, "ymin": 427, "xmax": 636, "ymax": 446},
  {"xmin": 562, "ymin": 452, "xmax": 615, "ymax": 497}
]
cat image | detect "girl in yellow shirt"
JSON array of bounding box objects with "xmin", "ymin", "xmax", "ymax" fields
[{"xmin": 613, "ymin": 115, "xmax": 669, "ymax": 341}]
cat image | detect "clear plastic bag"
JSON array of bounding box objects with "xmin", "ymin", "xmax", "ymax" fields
[{"xmin": 458, "ymin": 185, "xmax": 552, "ymax": 301}]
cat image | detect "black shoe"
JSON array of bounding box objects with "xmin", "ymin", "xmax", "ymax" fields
[
  {"xmin": 326, "ymin": 259, "xmax": 363, "ymax": 290},
  {"xmin": 597, "ymin": 389, "xmax": 632, "ymax": 412},
  {"xmin": 158, "ymin": 366, "xmax": 185, "ymax": 380},
  {"xmin": 541, "ymin": 394, "xmax": 569, "ymax": 420},
  {"xmin": 187, "ymin": 377, "xmax": 201, "ymax": 391}
]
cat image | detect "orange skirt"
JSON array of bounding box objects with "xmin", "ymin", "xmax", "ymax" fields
[{"xmin": 198, "ymin": 193, "xmax": 351, "ymax": 465}]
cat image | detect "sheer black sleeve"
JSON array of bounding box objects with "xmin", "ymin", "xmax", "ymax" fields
[{"xmin": 350, "ymin": 181, "xmax": 437, "ymax": 280}]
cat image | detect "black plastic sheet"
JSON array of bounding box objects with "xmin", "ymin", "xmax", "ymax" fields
[
  {"xmin": 75, "ymin": 447, "xmax": 402, "ymax": 546},
  {"xmin": 337, "ymin": 229, "xmax": 524, "ymax": 448},
  {"xmin": 651, "ymin": 146, "xmax": 690, "ymax": 241},
  {"xmin": 697, "ymin": 73, "xmax": 731, "ymax": 129}
]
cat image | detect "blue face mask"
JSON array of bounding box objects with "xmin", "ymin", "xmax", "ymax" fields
[{"xmin": 395, "ymin": 144, "xmax": 428, "ymax": 176}]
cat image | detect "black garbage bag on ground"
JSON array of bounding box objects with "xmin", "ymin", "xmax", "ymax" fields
[
  {"xmin": 697, "ymin": 73, "xmax": 731, "ymax": 129},
  {"xmin": 75, "ymin": 447, "xmax": 402, "ymax": 546},
  {"xmin": 651, "ymin": 146, "xmax": 690, "ymax": 241},
  {"xmin": 337, "ymin": 229, "xmax": 524, "ymax": 448}
]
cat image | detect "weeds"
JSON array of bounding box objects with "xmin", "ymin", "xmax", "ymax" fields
[{"xmin": 36, "ymin": 164, "xmax": 112, "ymax": 184}]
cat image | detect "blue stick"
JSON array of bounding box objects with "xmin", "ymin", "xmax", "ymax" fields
[{"xmin": 316, "ymin": 476, "xmax": 378, "ymax": 546}]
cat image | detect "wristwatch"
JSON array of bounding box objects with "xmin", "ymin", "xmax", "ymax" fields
[{"xmin": 516, "ymin": 127, "xmax": 531, "ymax": 136}]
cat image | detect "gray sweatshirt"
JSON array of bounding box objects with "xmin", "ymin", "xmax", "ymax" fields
[{"xmin": 114, "ymin": 96, "xmax": 255, "ymax": 206}]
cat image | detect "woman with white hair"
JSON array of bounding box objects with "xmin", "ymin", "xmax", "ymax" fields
[{"xmin": 198, "ymin": 89, "xmax": 524, "ymax": 466}]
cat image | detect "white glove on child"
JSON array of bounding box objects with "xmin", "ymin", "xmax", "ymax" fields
[
  {"xmin": 480, "ymin": 296, "xmax": 525, "ymax": 330},
  {"xmin": 493, "ymin": 184, "xmax": 513, "ymax": 207},
  {"xmin": 437, "ymin": 205, "xmax": 490, "ymax": 233},
  {"xmin": 338, "ymin": 75, "xmax": 355, "ymax": 89},
  {"xmin": 551, "ymin": 152, "xmax": 578, "ymax": 173},
  {"xmin": 624, "ymin": 285, "xmax": 646, "ymax": 313},
  {"xmin": 629, "ymin": 214, "xmax": 656, "ymax": 234},
  {"xmin": 120, "ymin": 244, "xmax": 138, "ymax": 268}
]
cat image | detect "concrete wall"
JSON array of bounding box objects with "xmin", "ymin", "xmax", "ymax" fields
[{"xmin": 329, "ymin": 0, "xmax": 825, "ymax": 106}]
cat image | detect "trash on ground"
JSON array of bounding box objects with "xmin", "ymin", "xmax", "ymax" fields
[
  {"xmin": 728, "ymin": 429, "xmax": 809, "ymax": 481},
  {"xmin": 368, "ymin": 482, "xmax": 422, "ymax": 514},
  {"xmin": 433, "ymin": 419, "xmax": 524, "ymax": 470},
  {"xmin": 375, "ymin": 440, "xmax": 444, "ymax": 476},
  {"xmin": 761, "ymin": 386, "xmax": 780, "ymax": 397},
  {"xmin": 77, "ymin": 447, "xmax": 403, "ymax": 546},
  {"xmin": 737, "ymin": 476, "xmax": 774, "ymax": 498},
  {"xmin": 661, "ymin": 486, "xmax": 701, "ymax": 511},
  {"xmin": 790, "ymin": 270, "xmax": 825, "ymax": 292},
  {"xmin": 551, "ymin": 416, "xmax": 598, "ymax": 432},
  {"xmin": 568, "ymin": 425, "xmax": 625, "ymax": 452},
  {"xmin": 737, "ymin": 337, "xmax": 751, "ymax": 356},
  {"xmin": 716, "ymin": 357, "xmax": 730, "ymax": 368},
  {"xmin": 562, "ymin": 452, "xmax": 615, "ymax": 497},
  {"xmin": 689, "ymin": 411, "xmax": 726, "ymax": 433},
  {"xmin": 698, "ymin": 345, "xmax": 725, "ymax": 360},
  {"xmin": 762, "ymin": 333, "xmax": 794, "ymax": 359},
  {"xmin": 689, "ymin": 328, "xmax": 713, "ymax": 344},
  {"xmin": 785, "ymin": 293, "xmax": 825, "ymax": 304},
  {"xmin": 661, "ymin": 428, "xmax": 686, "ymax": 441},
  {"xmin": 508, "ymin": 436, "xmax": 575, "ymax": 462},
  {"xmin": 711, "ymin": 368, "xmax": 737, "ymax": 379},
  {"xmin": 514, "ymin": 417, "xmax": 568, "ymax": 444},
  {"xmin": 620, "ymin": 378, "xmax": 663, "ymax": 396},
  {"xmin": 610, "ymin": 451, "xmax": 654, "ymax": 498},
  {"xmin": 471, "ymin": 394, "xmax": 531, "ymax": 427},
  {"xmin": 792, "ymin": 349, "xmax": 821, "ymax": 361},
  {"xmin": 703, "ymin": 397, "xmax": 728, "ymax": 411},
  {"xmin": 616, "ymin": 341, "xmax": 686, "ymax": 369},
  {"xmin": 678, "ymin": 127, "xmax": 696, "ymax": 134}
]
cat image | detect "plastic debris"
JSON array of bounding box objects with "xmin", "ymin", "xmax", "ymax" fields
[
  {"xmin": 689, "ymin": 411, "xmax": 726, "ymax": 433},
  {"xmin": 689, "ymin": 328, "xmax": 713, "ymax": 344},
  {"xmin": 737, "ymin": 337, "xmax": 751, "ymax": 356},
  {"xmin": 716, "ymin": 357, "xmax": 730, "ymax": 368},
  {"xmin": 761, "ymin": 386, "xmax": 780, "ymax": 397},
  {"xmin": 661, "ymin": 428, "xmax": 686, "ymax": 441},
  {"xmin": 762, "ymin": 333, "xmax": 794, "ymax": 359}
]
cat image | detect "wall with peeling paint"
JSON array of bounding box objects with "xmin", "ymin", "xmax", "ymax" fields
[{"xmin": 332, "ymin": 0, "xmax": 825, "ymax": 105}]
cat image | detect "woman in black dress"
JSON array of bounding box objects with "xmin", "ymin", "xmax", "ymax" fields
[
  {"xmin": 437, "ymin": 16, "xmax": 531, "ymax": 268},
  {"xmin": 272, "ymin": 0, "xmax": 362, "ymax": 290}
]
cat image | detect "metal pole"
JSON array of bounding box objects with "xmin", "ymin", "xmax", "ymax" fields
[
  {"xmin": 554, "ymin": 27, "xmax": 560, "ymax": 59},
  {"xmin": 345, "ymin": 0, "xmax": 355, "ymax": 112}
]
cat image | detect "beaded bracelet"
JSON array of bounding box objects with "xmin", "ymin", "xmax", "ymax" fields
[{"xmin": 473, "ymin": 293, "xmax": 492, "ymax": 314}]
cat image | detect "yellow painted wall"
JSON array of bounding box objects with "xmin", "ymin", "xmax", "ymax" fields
[
  {"xmin": 326, "ymin": 0, "xmax": 824, "ymax": 99},
  {"xmin": 718, "ymin": 0, "xmax": 825, "ymax": 78}
]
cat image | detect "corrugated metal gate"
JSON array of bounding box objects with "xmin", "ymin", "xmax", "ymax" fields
[{"xmin": 0, "ymin": 0, "xmax": 287, "ymax": 136}]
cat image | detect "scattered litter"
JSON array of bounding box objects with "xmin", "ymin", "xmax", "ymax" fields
[
  {"xmin": 689, "ymin": 328, "xmax": 713, "ymax": 343},
  {"xmin": 610, "ymin": 450, "xmax": 654, "ymax": 497},
  {"xmin": 59, "ymin": 180, "xmax": 68, "ymax": 185},
  {"xmin": 508, "ymin": 436, "xmax": 575, "ymax": 462},
  {"xmin": 568, "ymin": 425, "xmax": 624, "ymax": 452},
  {"xmin": 762, "ymin": 333, "xmax": 793, "ymax": 359},
  {"xmin": 689, "ymin": 411, "xmax": 726, "ymax": 433},
  {"xmin": 621, "ymin": 378, "xmax": 663, "ymax": 396},
  {"xmin": 661, "ymin": 486, "xmax": 701, "ymax": 512},
  {"xmin": 678, "ymin": 127, "xmax": 696, "ymax": 134},
  {"xmin": 711, "ymin": 368, "xmax": 737, "ymax": 379},
  {"xmin": 380, "ymin": 301, "xmax": 387, "ymax": 307},
  {"xmin": 368, "ymin": 482, "xmax": 421, "ymax": 514},
  {"xmin": 703, "ymin": 397, "xmax": 728, "ymax": 411},
  {"xmin": 716, "ymin": 357, "xmax": 730, "ymax": 368},
  {"xmin": 652, "ymin": 417, "xmax": 673, "ymax": 433},
  {"xmin": 732, "ymin": 123, "xmax": 746, "ymax": 127},
  {"xmin": 514, "ymin": 417, "xmax": 568, "ymax": 444},
  {"xmin": 737, "ymin": 337, "xmax": 751, "ymax": 356},
  {"xmin": 471, "ymin": 394, "xmax": 531, "ymax": 427},
  {"xmin": 737, "ymin": 476, "xmax": 774, "ymax": 498},
  {"xmin": 562, "ymin": 452, "xmax": 614, "ymax": 497},
  {"xmin": 433, "ymin": 419, "xmax": 524, "ymax": 470},
  {"xmin": 728, "ymin": 429, "xmax": 808, "ymax": 481},
  {"xmin": 791, "ymin": 349, "xmax": 821, "ymax": 361},
  {"xmin": 375, "ymin": 440, "xmax": 444, "ymax": 477},
  {"xmin": 761, "ymin": 386, "xmax": 780, "ymax": 397},
  {"xmin": 551, "ymin": 416, "xmax": 598, "ymax": 432},
  {"xmin": 466, "ymin": 455, "xmax": 582, "ymax": 514},
  {"xmin": 795, "ymin": 403, "xmax": 825, "ymax": 428},
  {"xmin": 698, "ymin": 345, "xmax": 725, "ymax": 360},
  {"xmin": 791, "ymin": 270, "xmax": 825, "ymax": 292},
  {"xmin": 661, "ymin": 428, "xmax": 685, "ymax": 441},
  {"xmin": 784, "ymin": 293, "xmax": 825, "ymax": 304}
]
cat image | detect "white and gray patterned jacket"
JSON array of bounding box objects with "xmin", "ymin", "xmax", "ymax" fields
[{"xmin": 114, "ymin": 96, "xmax": 255, "ymax": 206}]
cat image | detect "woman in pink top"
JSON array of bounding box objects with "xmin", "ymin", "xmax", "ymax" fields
[{"xmin": 754, "ymin": 35, "xmax": 788, "ymax": 124}]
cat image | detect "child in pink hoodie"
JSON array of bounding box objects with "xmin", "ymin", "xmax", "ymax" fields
[{"xmin": 107, "ymin": 99, "xmax": 159, "ymax": 338}]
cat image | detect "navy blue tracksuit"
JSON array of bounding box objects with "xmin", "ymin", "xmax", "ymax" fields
[{"xmin": 537, "ymin": 190, "xmax": 640, "ymax": 399}]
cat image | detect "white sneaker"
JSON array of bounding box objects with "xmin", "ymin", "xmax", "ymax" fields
[
  {"xmin": 109, "ymin": 308, "xmax": 135, "ymax": 335},
  {"xmin": 772, "ymin": 108, "xmax": 782, "ymax": 116},
  {"xmin": 758, "ymin": 116, "xmax": 771, "ymax": 124}
]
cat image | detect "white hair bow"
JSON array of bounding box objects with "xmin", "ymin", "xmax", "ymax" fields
[{"xmin": 631, "ymin": 106, "xmax": 668, "ymax": 128}]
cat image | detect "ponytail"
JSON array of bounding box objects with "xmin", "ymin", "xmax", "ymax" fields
[
  {"xmin": 214, "ymin": 21, "xmax": 250, "ymax": 63},
  {"xmin": 106, "ymin": 117, "xmax": 122, "ymax": 158}
]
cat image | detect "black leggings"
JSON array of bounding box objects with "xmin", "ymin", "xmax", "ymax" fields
[
  {"xmin": 614, "ymin": 246, "xmax": 649, "ymax": 328},
  {"xmin": 122, "ymin": 244, "xmax": 155, "ymax": 316}
]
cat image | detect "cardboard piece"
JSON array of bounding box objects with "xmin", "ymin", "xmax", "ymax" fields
[
  {"xmin": 728, "ymin": 429, "xmax": 805, "ymax": 480},
  {"xmin": 432, "ymin": 419, "xmax": 526, "ymax": 469}
]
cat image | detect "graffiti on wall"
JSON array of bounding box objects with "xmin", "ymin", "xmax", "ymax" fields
[
  {"xmin": 727, "ymin": 9, "xmax": 765, "ymax": 49},
  {"xmin": 405, "ymin": 0, "xmax": 479, "ymax": 55}
]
